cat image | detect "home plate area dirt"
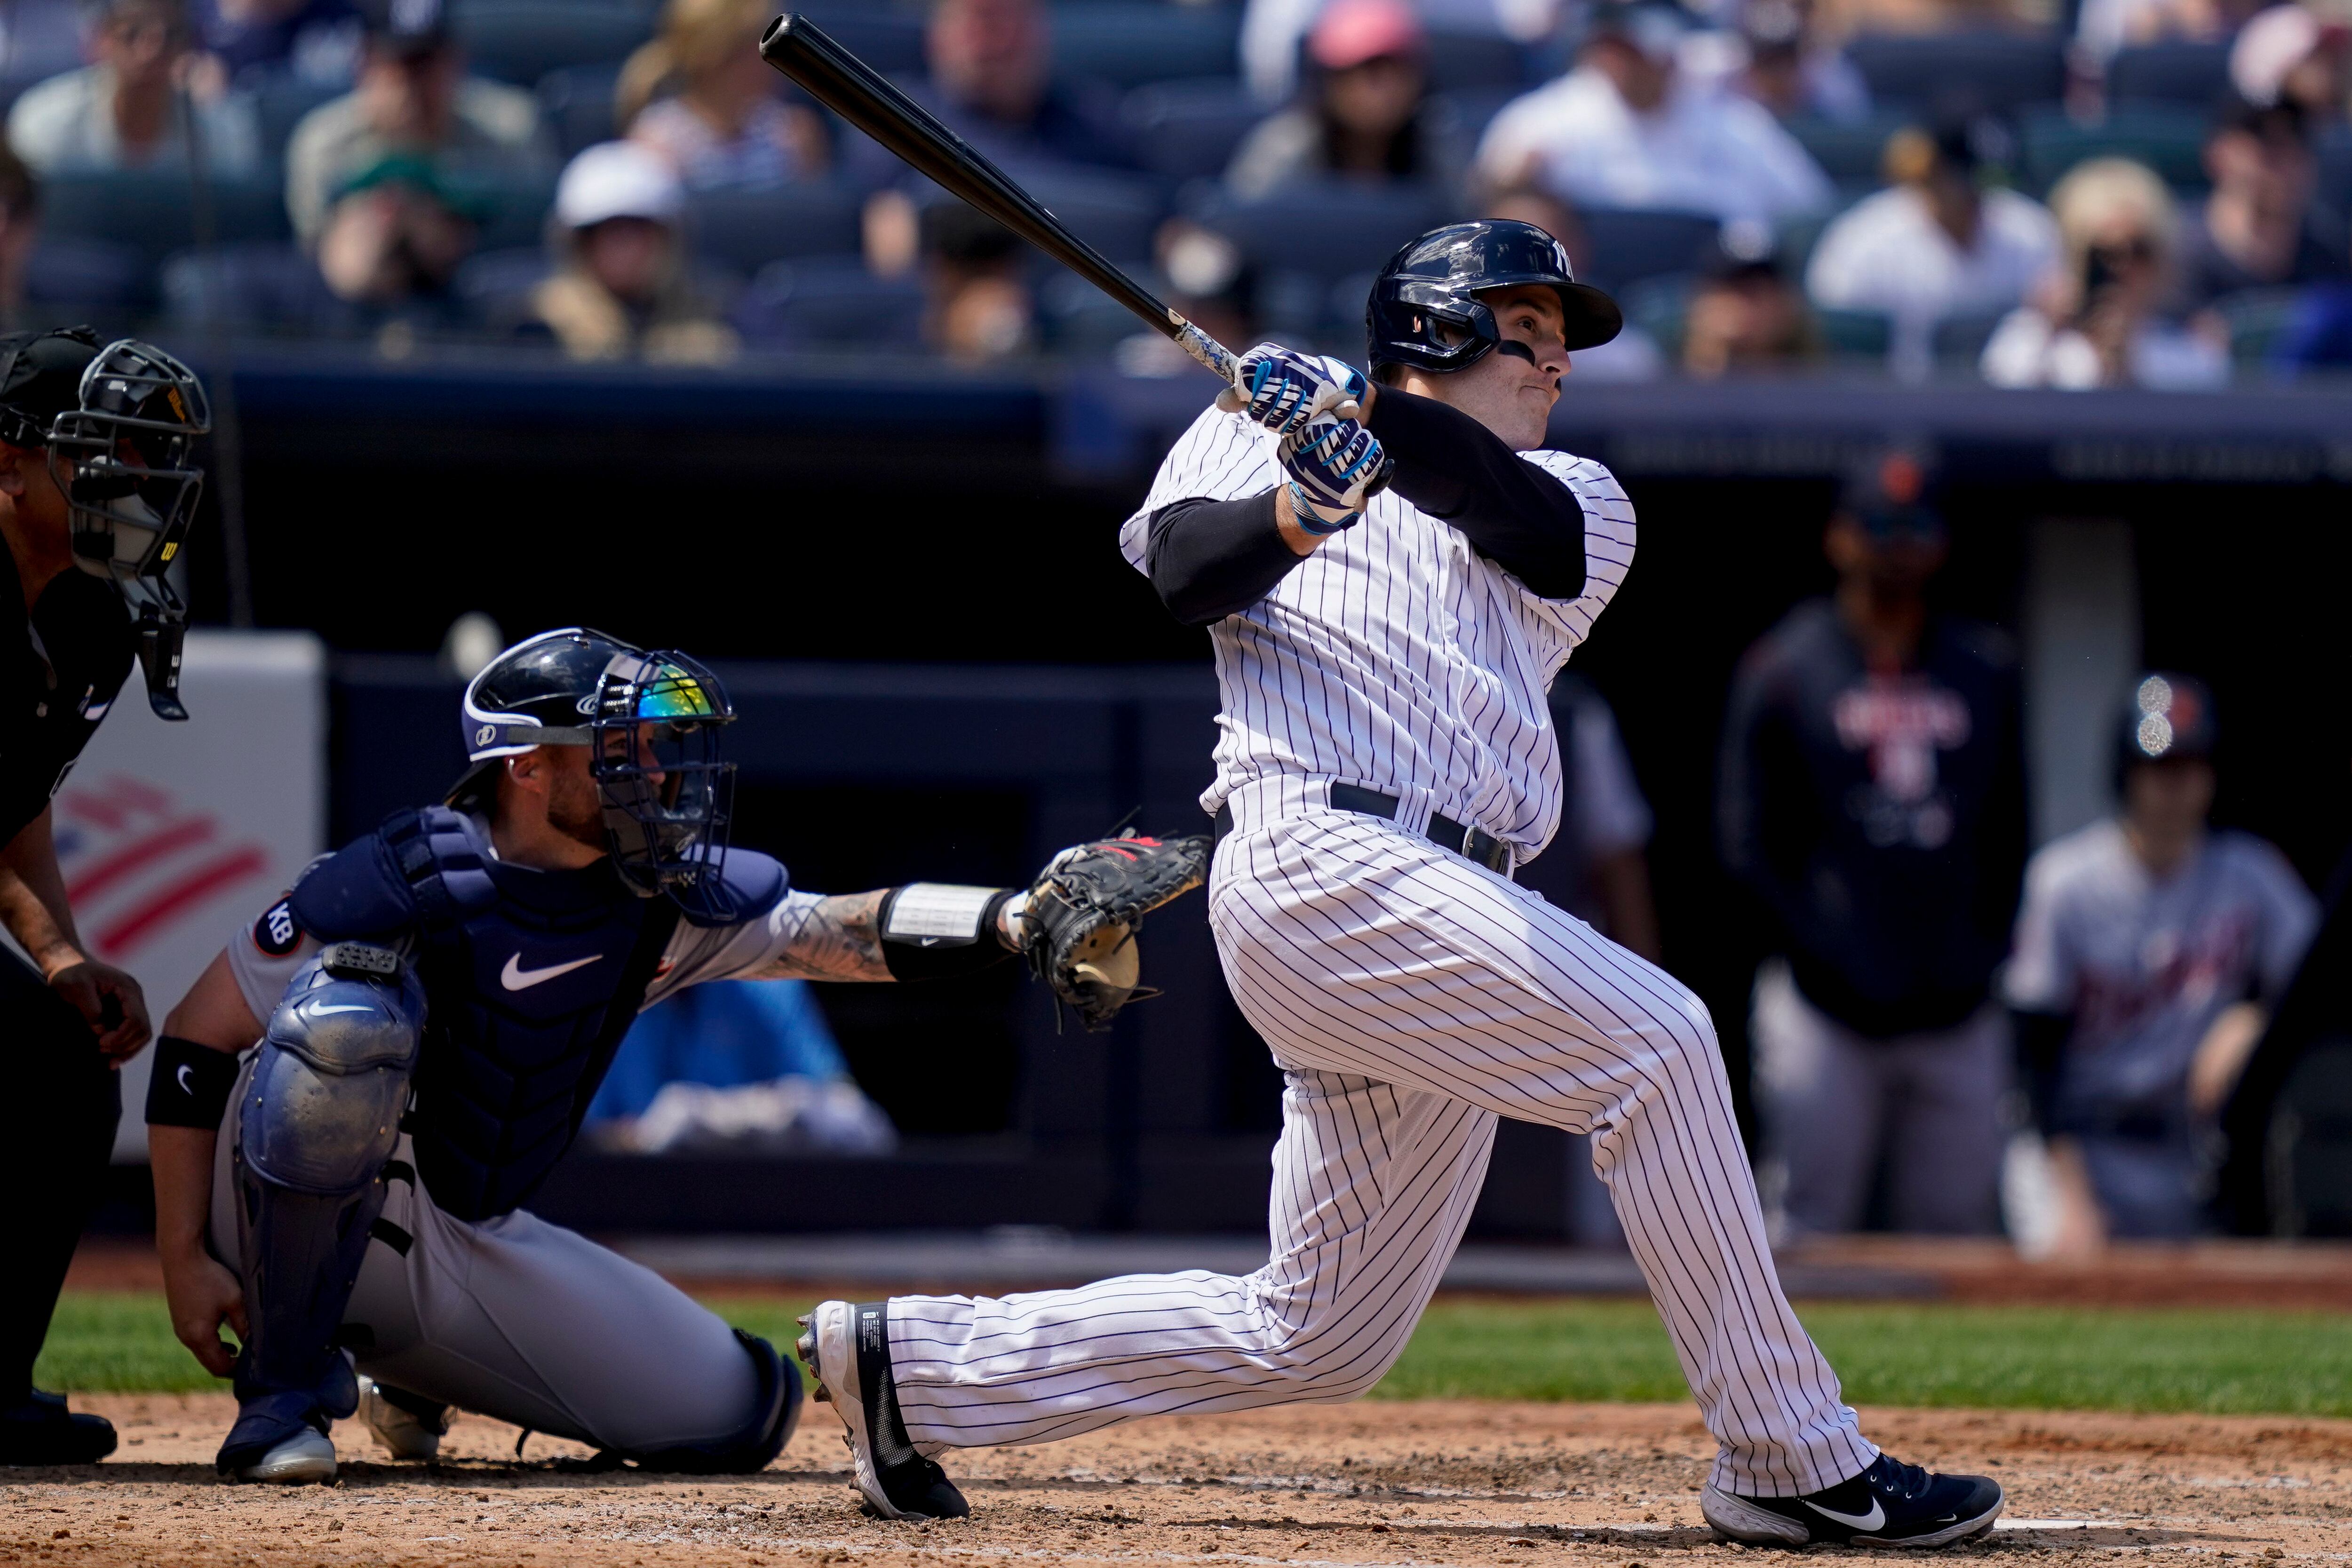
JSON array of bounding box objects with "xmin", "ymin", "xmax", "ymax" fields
[{"xmin": 6, "ymin": 1397, "xmax": 2349, "ymax": 1567}]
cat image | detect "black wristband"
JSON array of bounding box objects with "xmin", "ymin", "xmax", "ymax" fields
[
  {"xmin": 145, "ymin": 1034, "xmax": 241, "ymax": 1129},
  {"xmin": 877, "ymin": 884, "xmax": 1020, "ymax": 981}
]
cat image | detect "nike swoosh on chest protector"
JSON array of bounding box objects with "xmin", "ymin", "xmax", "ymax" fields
[
  {"xmin": 500, "ymin": 952, "xmax": 604, "ymax": 991},
  {"xmin": 1804, "ymin": 1499, "xmax": 1886, "ymax": 1531}
]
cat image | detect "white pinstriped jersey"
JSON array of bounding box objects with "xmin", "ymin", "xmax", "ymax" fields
[{"xmin": 1118, "ymin": 404, "xmax": 1637, "ymax": 860}]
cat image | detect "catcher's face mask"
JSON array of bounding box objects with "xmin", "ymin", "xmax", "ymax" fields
[
  {"xmin": 49, "ymin": 340, "xmax": 211, "ymax": 721},
  {"xmin": 583, "ymin": 649, "xmax": 741, "ymax": 918}
]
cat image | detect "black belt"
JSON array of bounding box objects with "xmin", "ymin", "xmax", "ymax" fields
[{"xmin": 1213, "ymin": 783, "xmax": 1514, "ymax": 876}]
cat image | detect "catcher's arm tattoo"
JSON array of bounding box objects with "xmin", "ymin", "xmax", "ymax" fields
[{"xmin": 747, "ymin": 891, "xmax": 891, "ymax": 982}]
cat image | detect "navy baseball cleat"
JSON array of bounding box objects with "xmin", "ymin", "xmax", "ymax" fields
[
  {"xmin": 0, "ymin": 1391, "xmax": 116, "ymax": 1466},
  {"xmin": 1702, "ymin": 1454, "xmax": 2003, "ymax": 1547},
  {"xmin": 797, "ymin": 1300, "xmax": 969, "ymax": 1520}
]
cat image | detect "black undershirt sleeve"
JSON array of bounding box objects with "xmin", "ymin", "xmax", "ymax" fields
[
  {"xmin": 1365, "ymin": 387, "xmax": 1588, "ymax": 600},
  {"xmin": 1144, "ymin": 490, "xmax": 1305, "ymax": 627}
]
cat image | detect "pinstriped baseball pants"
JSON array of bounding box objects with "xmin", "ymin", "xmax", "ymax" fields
[{"xmin": 890, "ymin": 805, "xmax": 1878, "ymax": 1497}]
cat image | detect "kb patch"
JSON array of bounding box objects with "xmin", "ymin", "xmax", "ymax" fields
[{"xmin": 253, "ymin": 898, "xmax": 302, "ymax": 957}]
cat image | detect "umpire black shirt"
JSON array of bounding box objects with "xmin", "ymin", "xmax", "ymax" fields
[
  {"xmin": 1718, "ymin": 599, "xmax": 2029, "ymax": 1039},
  {"xmin": 0, "ymin": 543, "xmax": 135, "ymax": 850}
]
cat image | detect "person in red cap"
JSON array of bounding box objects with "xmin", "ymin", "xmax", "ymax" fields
[{"xmin": 1225, "ymin": 0, "xmax": 1467, "ymax": 201}]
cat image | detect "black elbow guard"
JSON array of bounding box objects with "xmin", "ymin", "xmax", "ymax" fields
[
  {"xmin": 146, "ymin": 1034, "xmax": 242, "ymax": 1129},
  {"xmin": 878, "ymin": 883, "xmax": 1020, "ymax": 981}
]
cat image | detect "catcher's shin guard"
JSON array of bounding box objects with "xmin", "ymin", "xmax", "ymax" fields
[
  {"xmin": 618, "ymin": 1329, "xmax": 802, "ymax": 1473},
  {"xmin": 222, "ymin": 947, "xmax": 422, "ymax": 1473}
]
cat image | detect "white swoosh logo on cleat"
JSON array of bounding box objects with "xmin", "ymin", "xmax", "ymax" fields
[
  {"xmin": 1804, "ymin": 1500, "xmax": 1885, "ymax": 1532},
  {"xmin": 307, "ymin": 1003, "xmax": 375, "ymax": 1014},
  {"xmin": 501, "ymin": 953, "xmax": 602, "ymax": 991}
]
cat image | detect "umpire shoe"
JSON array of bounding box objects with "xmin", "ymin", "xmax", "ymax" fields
[
  {"xmin": 0, "ymin": 1391, "xmax": 116, "ymax": 1466},
  {"xmin": 796, "ymin": 1300, "xmax": 969, "ymax": 1520},
  {"xmin": 1702, "ymin": 1454, "xmax": 2003, "ymax": 1548}
]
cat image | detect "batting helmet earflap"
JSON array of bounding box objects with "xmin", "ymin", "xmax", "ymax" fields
[{"xmin": 1366, "ymin": 219, "xmax": 1623, "ymax": 376}]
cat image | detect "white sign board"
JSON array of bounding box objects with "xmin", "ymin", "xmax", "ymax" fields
[{"xmin": 33, "ymin": 631, "xmax": 328, "ymax": 1161}]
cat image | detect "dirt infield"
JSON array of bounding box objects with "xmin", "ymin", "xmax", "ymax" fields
[{"xmin": 7, "ymin": 1395, "xmax": 2348, "ymax": 1568}]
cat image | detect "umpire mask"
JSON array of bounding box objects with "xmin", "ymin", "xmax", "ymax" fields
[{"xmin": 51, "ymin": 339, "xmax": 212, "ymax": 720}]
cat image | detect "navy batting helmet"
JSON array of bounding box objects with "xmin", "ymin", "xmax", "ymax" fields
[
  {"xmin": 1366, "ymin": 219, "xmax": 1622, "ymax": 375},
  {"xmin": 2115, "ymin": 671, "xmax": 2217, "ymax": 785}
]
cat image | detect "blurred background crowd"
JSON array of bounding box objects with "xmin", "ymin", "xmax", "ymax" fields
[{"xmin": 1, "ymin": 0, "xmax": 2350, "ymax": 381}]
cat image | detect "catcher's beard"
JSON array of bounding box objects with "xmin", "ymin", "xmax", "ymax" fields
[{"xmin": 545, "ymin": 764, "xmax": 609, "ymax": 853}]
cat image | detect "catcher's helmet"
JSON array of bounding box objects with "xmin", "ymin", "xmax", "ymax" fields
[
  {"xmin": 1366, "ymin": 219, "xmax": 1622, "ymax": 376},
  {"xmin": 453, "ymin": 627, "xmax": 743, "ymax": 916}
]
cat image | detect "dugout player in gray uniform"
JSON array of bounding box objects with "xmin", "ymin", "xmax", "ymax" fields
[
  {"xmin": 147, "ymin": 627, "xmax": 1200, "ymax": 1484},
  {"xmin": 0, "ymin": 329, "xmax": 209, "ymax": 1465},
  {"xmin": 2006, "ymin": 675, "xmax": 2316, "ymax": 1242}
]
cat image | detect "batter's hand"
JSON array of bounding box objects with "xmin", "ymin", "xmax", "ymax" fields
[
  {"xmin": 1279, "ymin": 415, "xmax": 1393, "ymax": 534},
  {"xmin": 1216, "ymin": 345, "xmax": 1369, "ymax": 433},
  {"xmin": 49, "ymin": 957, "xmax": 151, "ymax": 1063},
  {"xmin": 164, "ymin": 1251, "xmax": 246, "ymax": 1379}
]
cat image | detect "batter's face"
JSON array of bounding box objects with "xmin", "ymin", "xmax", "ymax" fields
[{"xmin": 1409, "ymin": 285, "xmax": 1569, "ymax": 452}]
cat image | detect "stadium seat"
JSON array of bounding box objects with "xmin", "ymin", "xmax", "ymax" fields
[
  {"xmin": 1572, "ymin": 207, "xmax": 1720, "ymax": 292},
  {"xmin": 1190, "ymin": 182, "xmax": 1456, "ymax": 283},
  {"xmin": 451, "ymin": 245, "xmax": 555, "ymax": 326},
  {"xmin": 1428, "ymin": 86, "xmax": 1521, "ymax": 146},
  {"xmin": 1052, "ymin": 3, "xmax": 1240, "ymax": 89},
  {"xmin": 733, "ymin": 257, "xmax": 927, "ymax": 350},
  {"xmin": 254, "ymin": 74, "xmax": 347, "ymax": 165},
  {"xmin": 2021, "ymin": 106, "xmax": 2208, "ymax": 193},
  {"xmin": 2214, "ymin": 287, "xmax": 2303, "ymax": 366},
  {"xmin": 453, "ymin": 0, "xmax": 652, "ymax": 87},
  {"xmin": 1773, "ymin": 208, "xmax": 1837, "ymax": 282},
  {"xmin": 1016, "ymin": 167, "xmax": 1167, "ymax": 265},
  {"xmin": 685, "ymin": 182, "xmax": 864, "ymax": 273},
  {"xmin": 1616, "ymin": 273, "xmax": 1693, "ymax": 359},
  {"xmin": 40, "ymin": 169, "xmax": 291, "ymax": 266},
  {"xmin": 1039, "ymin": 269, "xmax": 1144, "ymax": 352},
  {"xmin": 440, "ymin": 168, "xmax": 561, "ymax": 250},
  {"xmin": 1121, "ymin": 77, "xmax": 1265, "ymax": 183},
  {"xmin": 1816, "ymin": 306, "xmax": 1892, "ymax": 357},
  {"xmin": 2317, "ymin": 126, "xmax": 2352, "ymax": 215},
  {"xmin": 1421, "ymin": 28, "xmax": 1539, "ymax": 92},
  {"xmin": 159, "ymin": 241, "xmax": 359, "ymax": 337},
  {"xmin": 2105, "ymin": 41, "xmax": 2231, "ymax": 109},
  {"xmin": 791, "ymin": 5, "xmax": 926, "ymax": 76},
  {"xmin": 539, "ymin": 62, "xmax": 624, "ymax": 158},
  {"xmin": 1846, "ymin": 32, "xmax": 2066, "ymax": 117},
  {"xmin": 24, "ymin": 237, "xmax": 154, "ymax": 326},
  {"xmin": 1931, "ymin": 310, "xmax": 2006, "ymax": 369},
  {"xmin": 1786, "ymin": 115, "xmax": 1905, "ymax": 195}
]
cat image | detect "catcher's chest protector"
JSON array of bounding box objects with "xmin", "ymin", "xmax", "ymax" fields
[{"xmin": 293, "ymin": 808, "xmax": 677, "ymax": 1223}]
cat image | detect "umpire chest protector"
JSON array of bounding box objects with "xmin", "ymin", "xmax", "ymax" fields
[{"xmin": 289, "ymin": 807, "xmax": 680, "ymax": 1222}]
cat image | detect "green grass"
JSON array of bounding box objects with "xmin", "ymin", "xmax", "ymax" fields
[{"xmin": 42, "ymin": 1291, "xmax": 2352, "ymax": 1418}]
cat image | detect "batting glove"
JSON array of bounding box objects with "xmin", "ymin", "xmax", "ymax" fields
[
  {"xmin": 1279, "ymin": 415, "xmax": 1392, "ymax": 535},
  {"xmin": 1216, "ymin": 345, "xmax": 1370, "ymax": 435}
]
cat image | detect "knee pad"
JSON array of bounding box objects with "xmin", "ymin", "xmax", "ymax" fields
[
  {"xmin": 622, "ymin": 1329, "xmax": 803, "ymax": 1475},
  {"xmin": 241, "ymin": 945, "xmax": 425, "ymax": 1195}
]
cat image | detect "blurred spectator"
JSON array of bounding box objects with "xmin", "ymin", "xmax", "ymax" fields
[
  {"xmin": 1519, "ymin": 671, "xmax": 1662, "ymax": 961},
  {"xmin": 2076, "ymin": 0, "xmax": 2267, "ymax": 70},
  {"xmin": 8, "ymin": 0, "xmax": 260, "ymax": 175},
  {"xmin": 1717, "ymin": 0, "xmax": 1870, "ymax": 124},
  {"xmin": 1483, "ymin": 182, "xmax": 1666, "ymax": 377},
  {"xmin": 1981, "ymin": 157, "xmax": 2231, "ymax": 388},
  {"xmin": 923, "ymin": 199, "xmax": 1034, "ymax": 361},
  {"xmin": 903, "ymin": 0, "xmax": 1132, "ymax": 175},
  {"xmin": 619, "ymin": 0, "xmax": 827, "ymax": 192},
  {"xmin": 2006, "ymin": 674, "xmax": 2317, "ymax": 1246},
  {"xmin": 1806, "ymin": 119, "xmax": 2059, "ymax": 380},
  {"xmin": 1720, "ymin": 448, "xmax": 2027, "ymax": 1237},
  {"xmin": 1475, "ymin": 0, "xmax": 1833, "ymax": 224},
  {"xmin": 1224, "ymin": 0, "xmax": 1469, "ymax": 199},
  {"xmin": 1115, "ymin": 219, "xmax": 1260, "ymax": 375},
  {"xmin": 285, "ymin": 0, "xmax": 550, "ymax": 247},
  {"xmin": 2230, "ymin": 4, "xmax": 2351, "ymax": 122},
  {"xmin": 0, "ymin": 144, "xmax": 39, "ymax": 331},
  {"xmin": 311, "ymin": 153, "xmax": 476, "ymax": 303},
  {"xmin": 192, "ymin": 0, "xmax": 362, "ymax": 86},
  {"xmin": 529, "ymin": 141, "xmax": 736, "ymax": 365},
  {"xmin": 2171, "ymin": 98, "xmax": 2346, "ymax": 312},
  {"xmin": 1241, "ymin": 0, "xmax": 1563, "ymax": 106},
  {"xmin": 1683, "ymin": 221, "xmax": 1819, "ymax": 374}
]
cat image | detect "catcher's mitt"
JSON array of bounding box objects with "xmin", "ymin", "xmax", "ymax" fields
[{"xmin": 1017, "ymin": 833, "xmax": 1212, "ymax": 1031}]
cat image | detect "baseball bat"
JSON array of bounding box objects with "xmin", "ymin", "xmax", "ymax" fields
[{"xmin": 758, "ymin": 12, "xmax": 1239, "ymax": 385}]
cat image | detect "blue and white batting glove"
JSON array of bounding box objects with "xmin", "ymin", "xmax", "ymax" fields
[
  {"xmin": 1279, "ymin": 415, "xmax": 1392, "ymax": 535},
  {"xmin": 1216, "ymin": 345, "xmax": 1370, "ymax": 435}
]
